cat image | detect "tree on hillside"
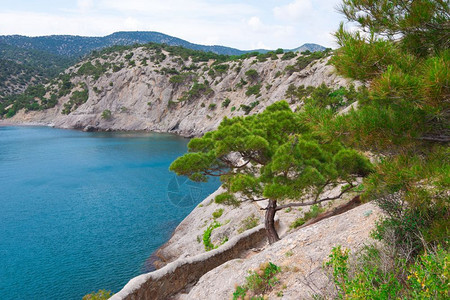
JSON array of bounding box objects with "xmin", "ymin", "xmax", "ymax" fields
[
  {"xmin": 332, "ymin": 0, "xmax": 449, "ymax": 144},
  {"xmin": 170, "ymin": 102, "xmax": 372, "ymax": 243},
  {"xmin": 330, "ymin": 0, "xmax": 449, "ymax": 258}
]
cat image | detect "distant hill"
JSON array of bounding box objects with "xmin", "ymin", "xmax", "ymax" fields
[
  {"xmin": 0, "ymin": 31, "xmax": 326, "ymax": 97},
  {"xmin": 0, "ymin": 31, "xmax": 327, "ymax": 58}
]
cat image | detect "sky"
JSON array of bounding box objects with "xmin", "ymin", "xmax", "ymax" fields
[{"xmin": 0, "ymin": 0, "xmax": 345, "ymax": 50}]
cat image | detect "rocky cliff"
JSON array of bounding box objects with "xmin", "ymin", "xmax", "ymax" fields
[{"xmin": 2, "ymin": 46, "xmax": 351, "ymax": 136}]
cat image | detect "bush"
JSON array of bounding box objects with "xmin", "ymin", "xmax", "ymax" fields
[
  {"xmin": 325, "ymin": 245, "xmax": 449, "ymax": 299},
  {"xmin": 101, "ymin": 109, "xmax": 112, "ymax": 120},
  {"xmin": 208, "ymin": 103, "xmax": 216, "ymax": 110},
  {"xmin": 62, "ymin": 88, "xmax": 88, "ymax": 115},
  {"xmin": 238, "ymin": 214, "xmax": 259, "ymax": 233},
  {"xmin": 222, "ymin": 98, "xmax": 231, "ymax": 108},
  {"xmin": 290, "ymin": 204, "xmax": 325, "ymax": 229},
  {"xmin": 233, "ymin": 262, "xmax": 281, "ymax": 299},
  {"xmin": 212, "ymin": 208, "xmax": 224, "ymax": 219},
  {"xmin": 82, "ymin": 289, "xmax": 112, "ymax": 300},
  {"xmin": 179, "ymin": 82, "xmax": 213, "ymax": 101},
  {"xmin": 245, "ymin": 84, "xmax": 261, "ymax": 97},
  {"xmin": 202, "ymin": 221, "xmax": 227, "ymax": 251},
  {"xmin": 281, "ymin": 52, "xmax": 296, "ymax": 60},
  {"xmin": 245, "ymin": 69, "xmax": 258, "ymax": 82},
  {"xmin": 240, "ymin": 101, "xmax": 259, "ymax": 115}
]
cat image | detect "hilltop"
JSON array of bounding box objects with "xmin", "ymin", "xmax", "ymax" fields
[
  {"xmin": 0, "ymin": 43, "xmax": 345, "ymax": 136},
  {"xmin": 0, "ymin": 31, "xmax": 326, "ymax": 97}
]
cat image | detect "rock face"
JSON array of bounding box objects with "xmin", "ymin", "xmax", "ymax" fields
[
  {"xmin": 174, "ymin": 202, "xmax": 381, "ymax": 300},
  {"xmin": 2, "ymin": 47, "xmax": 352, "ymax": 136},
  {"xmin": 153, "ymin": 187, "xmax": 266, "ymax": 268}
]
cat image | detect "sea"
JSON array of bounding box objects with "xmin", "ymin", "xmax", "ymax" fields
[{"xmin": 0, "ymin": 126, "xmax": 220, "ymax": 299}]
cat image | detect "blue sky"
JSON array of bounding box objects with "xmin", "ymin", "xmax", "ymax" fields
[{"xmin": 0, "ymin": 0, "xmax": 345, "ymax": 49}]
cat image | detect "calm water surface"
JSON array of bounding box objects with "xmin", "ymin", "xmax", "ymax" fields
[{"xmin": 0, "ymin": 126, "xmax": 219, "ymax": 300}]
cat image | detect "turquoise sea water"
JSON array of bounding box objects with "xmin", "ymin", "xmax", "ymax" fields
[{"xmin": 0, "ymin": 126, "xmax": 220, "ymax": 300}]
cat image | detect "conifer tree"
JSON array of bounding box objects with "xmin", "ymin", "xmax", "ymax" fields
[{"xmin": 170, "ymin": 102, "xmax": 372, "ymax": 243}]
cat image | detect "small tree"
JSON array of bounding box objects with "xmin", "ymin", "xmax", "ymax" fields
[
  {"xmin": 245, "ymin": 69, "xmax": 259, "ymax": 82},
  {"xmin": 170, "ymin": 101, "xmax": 372, "ymax": 243}
]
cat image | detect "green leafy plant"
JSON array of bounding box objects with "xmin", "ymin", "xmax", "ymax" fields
[
  {"xmin": 233, "ymin": 262, "xmax": 282, "ymax": 299},
  {"xmin": 212, "ymin": 208, "xmax": 224, "ymax": 219},
  {"xmin": 290, "ymin": 204, "xmax": 325, "ymax": 229},
  {"xmin": 101, "ymin": 109, "xmax": 112, "ymax": 120},
  {"xmin": 202, "ymin": 221, "xmax": 222, "ymax": 251},
  {"xmin": 238, "ymin": 214, "xmax": 260, "ymax": 233}
]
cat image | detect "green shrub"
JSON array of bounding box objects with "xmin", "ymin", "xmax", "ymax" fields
[
  {"xmin": 290, "ymin": 204, "xmax": 325, "ymax": 229},
  {"xmin": 281, "ymin": 52, "xmax": 296, "ymax": 60},
  {"xmin": 222, "ymin": 98, "xmax": 231, "ymax": 108},
  {"xmin": 62, "ymin": 88, "xmax": 88, "ymax": 115},
  {"xmin": 245, "ymin": 84, "xmax": 261, "ymax": 97},
  {"xmin": 208, "ymin": 103, "xmax": 217, "ymax": 110},
  {"xmin": 202, "ymin": 221, "xmax": 223, "ymax": 251},
  {"xmin": 245, "ymin": 69, "xmax": 258, "ymax": 82},
  {"xmin": 179, "ymin": 82, "xmax": 213, "ymax": 101},
  {"xmin": 325, "ymin": 245, "xmax": 449, "ymax": 299},
  {"xmin": 240, "ymin": 101, "xmax": 259, "ymax": 115},
  {"xmin": 212, "ymin": 208, "xmax": 224, "ymax": 219},
  {"xmin": 124, "ymin": 52, "xmax": 133, "ymax": 60},
  {"xmin": 82, "ymin": 289, "xmax": 112, "ymax": 300},
  {"xmin": 101, "ymin": 110, "xmax": 112, "ymax": 120},
  {"xmin": 238, "ymin": 214, "xmax": 259, "ymax": 233},
  {"xmin": 233, "ymin": 262, "xmax": 281, "ymax": 299}
]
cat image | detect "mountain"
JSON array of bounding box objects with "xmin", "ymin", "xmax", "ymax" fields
[
  {"xmin": 0, "ymin": 31, "xmax": 326, "ymax": 97},
  {"xmin": 0, "ymin": 31, "xmax": 326, "ymax": 58},
  {"xmin": 0, "ymin": 44, "xmax": 74, "ymax": 97},
  {"xmin": 290, "ymin": 43, "xmax": 327, "ymax": 53},
  {"xmin": 0, "ymin": 42, "xmax": 342, "ymax": 134}
]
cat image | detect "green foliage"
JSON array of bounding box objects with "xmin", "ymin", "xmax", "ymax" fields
[
  {"xmin": 233, "ymin": 262, "xmax": 281, "ymax": 299},
  {"xmin": 170, "ymin": 101, "xmax": 372, "ymax": 208},
  {"xmin": 77, "ymin": 61, "xmax": 109, "ymax": 80},
  {"xmin": 364, "ymin": 148, "xmax": 449, "ymax": 255},
  {"xmin": 325, "ymin": 245, "xmax": 449, "ymax": 299},
  {"xmin": 82, "ymin": 289, "xmax": 113, "ymax": 300},
  {"xmin": 238, "ymin": 214, "xmax": 260, "ymax": 233},
  {"xmin": 212, "ymin": 208, "xmax": 224, "ymax": 219},
  {"xmin": 245, "ymin": 84, "xmax": 261, "ymax": 97},
  {"xmin": 240, "ymin": 101, "xmax": 259, "ymax": 115},
  {"xmin": 179, "ymin": 82, "xmax": 213, "ymax": 101},
  {"xmin": 222, "ymin": 98, "xmax": 231, "ymax": 108},
  {"xmin": 202, "ymin": 221, "xmax": 222, "ymax": 251},
  {"xmin": 285, "ymin": 51, "xmax": 326, "ymax": 74},
  {"xmin": 169, "ymin": 72, "xmax": 196, "ymax": 85},
  {"xmin": 290, "ymin": 204, "xmax": 325, "ymax": 229},
  {"xmin": 0, "ymin": 43, "xmax": 74, "ymax": 97},
  {"xmin": 245, "ymin": 69, "xmax": 259, "ymax": 82},
  {"xmin": 337, "ymin": 0, "xmax": 449, "ymax": 57},
  {"xmin": 215, "ymin": 193, "xmax": 240, "ymax": 207},
  {"xmin": 208, "ymin": 103, "xmax": 217, "ymax": 110},
  {"xmin": 124, "ymin": 52, "xmax": 134, "ymax": 60},
  {"xmin": 281, "ymin": 52, "xmax": 296, "ymax": 60},
  {"xmin": 213, "ymin": 63, "xmax": 229, "ymax": 74},
  {"xmin": 101, "ymin": 109, "xmax": 112, "ymax": 120},
  {"xmin": 62, "ymin": 87, "xmax": 88, "ymax": 115}
]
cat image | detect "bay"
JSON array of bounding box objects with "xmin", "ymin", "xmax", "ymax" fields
[{"xmin": 0, "ymin": 126, "xmax": 219, "ymax": 299}]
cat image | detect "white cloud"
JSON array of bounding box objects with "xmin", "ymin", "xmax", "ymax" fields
[
  {"xmin": 0, "ymin": 1, "xmax": 344, "ymax": 49},
  {"xmin": 77, "ymin": 0, "xmax": 94, "ymax": 11},
  {"xmin": 247, "ymin": 16, "xmax": 263, "ymax": 31},
  {"xmin": 273, "ymin": 0, "xmax": 313, "ymax": 21}
]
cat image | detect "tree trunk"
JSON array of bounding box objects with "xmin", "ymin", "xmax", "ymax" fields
[{"xmin": 265, "ymin": 199, "xmax": 280, "ymax": 244}]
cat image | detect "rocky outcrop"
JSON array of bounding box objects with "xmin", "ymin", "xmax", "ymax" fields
[
  {"xmin": 2, "ymin": 48, "xmax": 352, "ymax": 136},
  {"xmin": 175, "ymin": 202, "xmax": 381, "ymax": 299}
]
